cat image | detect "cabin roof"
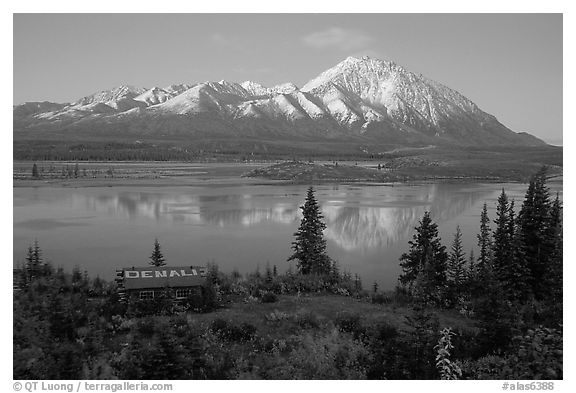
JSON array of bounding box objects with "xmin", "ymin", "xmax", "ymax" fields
[{"xmin": 120, "ymin": 266, "xmax": 208, "ymax": 290}]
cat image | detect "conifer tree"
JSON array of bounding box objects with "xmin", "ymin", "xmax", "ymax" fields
[
  {"xmin": 545, "ymin": 193, "xmax": 563, "ymax": 312},
  {"xmin": 447, "ymin": 226, "xmax": 467, "ymax": 293},
  {"xmin": 517, "ymin": 167, "xmax": 554, "ymax": 299},
  {"xmin": 503, "ymin": 199, "xmax": 530, "ymax": 300},
  {"xmin": 477, "ymin": 202, "xmax": 493, "ymax": 278},
  {"xmin": 24, "ymin": 245, "xmax": 35, "ymax": 282},
  {"xmin": 265, "ymin": 263, "xmax": 273, "ymax": 283},
  {"xmin": 32, "ymin": 163, "xmax": 39, "ymax": 178},
  {"xmin": 25, "ymin": 240, "xmax": 44, "ymax": 280},
  {"xmin": 492, "ymin": 189, "xmax": 513, "ymax": 278},
  {"xmin": 399, "ymin": 212, "xmax": 448, "ymax": 300},
  {"xmin": 288, "ymin": 187, "xmax": 332, "ymax": 275},
  {"xmin": 468, "ymin": 249, "xmax": 476, "ymax": 282},
  {"xmin": 149, "ymin": 239, "xmax": 166, "ymax": 267}
]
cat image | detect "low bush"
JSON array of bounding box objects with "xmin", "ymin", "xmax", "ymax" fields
[
  {"xmin": 295, "ymin": 310, "xmax": 320, "ymax": 329},
  {"xmin": 210, "ymin": 319, "xmax": 257, "ymax": 342},
  {"xmin": 335, "ymin": 312, "xmax": 365, "ymax": 339},
  {"xmin": 261, "ymin": 292, "xmax": 278, "ymax": 303}
]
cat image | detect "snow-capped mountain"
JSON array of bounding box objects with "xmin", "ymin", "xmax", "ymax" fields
[{"xmin": 13, "ymin": 56, "xmax": 545, "ymax": 146}]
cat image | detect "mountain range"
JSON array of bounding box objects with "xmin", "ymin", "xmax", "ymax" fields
[{"xmin": 13, "ymin": 56, "xmax": 545, "ymax": 147}]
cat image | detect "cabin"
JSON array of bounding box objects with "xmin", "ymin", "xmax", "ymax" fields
[{"xmin": 115, "ymin": 266, "xmax": 208, "ymax": 301}]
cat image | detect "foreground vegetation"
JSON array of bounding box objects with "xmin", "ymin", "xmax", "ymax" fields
[{"xmin": 13, "ymin": 167, "xmax": 562, "ymax": 380}]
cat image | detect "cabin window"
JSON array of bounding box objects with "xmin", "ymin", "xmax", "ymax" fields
[
  {"xmin": 175, "ymin": 289, "xmax": 192, "ymax": 299},
  {"xmin": 139, "ymin": 290, "xmax": 155, "ymax": 300}
]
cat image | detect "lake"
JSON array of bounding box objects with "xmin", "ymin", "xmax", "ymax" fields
[{"xmin": 13, "ymin": 179, "xmax": 562, "ymax": 290}]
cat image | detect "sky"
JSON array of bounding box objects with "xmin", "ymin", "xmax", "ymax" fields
[{"xmin": 13, "ymin": 13, "xmax": 562, "ymax": 144}]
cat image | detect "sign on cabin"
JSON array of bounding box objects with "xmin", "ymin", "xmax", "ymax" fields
[{"xmin": 115, "ymin": 266, "xmax": 209, "ymax": 300}]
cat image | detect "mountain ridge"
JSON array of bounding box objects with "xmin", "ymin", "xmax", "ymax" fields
[{"xmin": 13, "ymin": 56, "xmax": 546, "ymax": 147}]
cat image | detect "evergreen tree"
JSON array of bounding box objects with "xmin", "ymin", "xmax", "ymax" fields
[
  {"xmin": 477, "ymin": 202, "xmax": 493, "ymax": 278},
  {"xmin": 399, "ymin": 212, "xmax": 448, "ymax": 301},
  {"xmin": 32, "ymin": 163, "xmax": 39, "ymax": 178},
  {"xmin": 545, "ymin": 193, "xmax": 563, "ymax": 320},
  {"xmin": 149, "ymin": 239, "xmax": 166, "ymax": 267},
  {"xmin": 25, "ymin": 240, "xmax": 44, "ymax": 280},
  {"xmin": 468, "ymin": 249, "xmax": 476, "ymax": 282},
  {"xmin": 32, "ymin": 240, "xmax": 42, "ymax": 266},
  {"xmin": 492, "ymin": 189, "xmax": 513, "ymax": 278},
  {"xmin": 265, "ymin": 263, "xmax": 273, "ymax": 283},
  {"xmin": 288, "ymin": 187, "xmax": 332, "ymax": 275},
  {"xmin": 24, "ymin": 245, "xmax": 35, "ymax": 282},
  {"xmin": 447, "ymin": 226, "xmax": 467, "ymax": 293},
  {"xmin": 505, "ymin": 199, "xmax": 530, "ymax": 300},
  {"xmin": 328, "ymin": 260, "xmax": 341, "ymax": 284},
  {"xmin": 517, "ymin": 167, "xmax": 554, "ymax": 299}
]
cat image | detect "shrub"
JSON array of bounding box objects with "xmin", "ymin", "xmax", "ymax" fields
[
  {"xmin": 434, "ymin": 327, "xmax": 462, "ymax": 380},
  {"xmin": 371, "ymin": 292, "xmax": 391, "ymax": 304},
  {"xmin": 259, "ymin": 329, "xmax": 372, "ymax": 379},
  {"xmin": 295, "ymin": 310, "xmax": 320, "ymax": 329},
  {"xmin": 265, "ymin": 310, "xmax": 290, "ymax": 323},
  {"xmin": 261, "ymin": 292, "xmax": 278, "ymax": 303},
  {"xmin": 135, "ymin": 317, "xmax": 157, "ymax": 337},
  {"xmin": 209, "ymin": 319, "xmax": 257, "ymax": 342},
  {"xmin": 335, "ymin": 312, "xmax": 365, "ymax": 339},
  {"xmin": 463, "ymin": 327, "xmax": 563, "ymax": 380}
]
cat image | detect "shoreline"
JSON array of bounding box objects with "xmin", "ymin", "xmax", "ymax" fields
[{"xmin": 13, "ymin": 160, "xmax": 563, "ymax": 188}]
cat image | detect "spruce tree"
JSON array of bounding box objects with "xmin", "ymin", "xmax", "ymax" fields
[
  {"xmin": 517, "ymin": 167, "xmax": 554, "ymax": 299},
  {"xmin": 32, "ymin": 163, "xmax": 39, "ymax": 179},
  {"xmin": 477, "ymin": 202, "xmax": 493, "ymax": 279},
  {"xmin": 399, "ymin": 211, "xmax": 448, "ymax": 301},
  {"xmin": 447, "ymin": 226, "xmax": 467, "ymax": 294},
  {"xmin": 288, "ymin": 187, "xmax": 332, "ymax": 275},
  {"xmin": 25, "ymin": 240, "xmax": 44, "ymax": 280},
  {"xmin": 468, "ymin": 249, "xmax": 476, "ymax": 280},
  {"xmin": 504, "ymin": 199, "xmax": 530, "ymax": 300},
  {"xmin": 545, "ymin": 193, "xmax": 563, "ymax": 318},
  {"xmin": 24, "ymin": 245, "xmax": 35, "ymax": 282},
  {"xmin": 492, "ymin": 189, "xmax": 512, "ymax": 278},
  {"xmin": 149, "ymin": 239, "xmax": 166, "ymax": 267}
]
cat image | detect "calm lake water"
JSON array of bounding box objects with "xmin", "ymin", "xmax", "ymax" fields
[{"xmin": 13, "ymin": 180, "xmax": 562, "ymax": 290}]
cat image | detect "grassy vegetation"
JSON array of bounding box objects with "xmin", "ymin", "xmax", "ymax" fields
[
  {"xmin": 244, "ymin": 145, "xmax": 562, "ymax": 183},
  {"xmin": 243, "ymin": 161, "xmax": 408, "ymax": 182}
]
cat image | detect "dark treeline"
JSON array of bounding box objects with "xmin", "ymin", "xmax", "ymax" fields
[
  {"xmin": 13, "ymin": 168, "xmax": 562, "ymax": 380},
  {"xmin": 14, "ymin": 140, "xmax": 374, "ymax": 162},
  {"xmin": 397, "ymin": 166, "xmax": 562, "ymax": 378}
]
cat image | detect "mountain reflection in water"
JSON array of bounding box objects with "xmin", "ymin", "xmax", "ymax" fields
[{"xmin": 74, "ymin": 184, "xmax": 491, "ymax": 252}]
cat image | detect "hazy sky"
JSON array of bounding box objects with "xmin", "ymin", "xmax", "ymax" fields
[{"xmin": 13, "ymin": 14, "xmax": 562, "ymax": 144}]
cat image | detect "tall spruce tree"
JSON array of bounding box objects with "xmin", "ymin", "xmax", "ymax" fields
[
  {"xmin": 288, "ymin": 187, "xmax": 332, "ymax": 275},
  {"xmin": 149, "ymin": 239, "xmax": 166, "ymax": 267},
  {"xmin": 32, "ymin": 163, "xmax": 39, "ymax": 179},
  {"xmin": 399, "ymin": 211, "xmax": 448, "ymax": 299},
  {"xmin": 25, "ymin": 240, "xmax": 44, "ymax": 280},
  {"xmin": 477, "ymin": 202, "xmax": 493, "ymax": 279},
  {"xmin": 517, "ymin": 167, "xmax": 554, "ymax": 299},
  {"xmin": 504, "ymin": 199, "xmax": 530, "ymax": 300},
  {"xmin": 492, "ymin": 189, "xmax": 513, "ymax": 278},
  {"xmin": 546, "ymin": 193, "xmax": 563, "ymax": 315},
  {"xmin": 447, "ymin": 226, "xmax": 467, "ymax": 293}
]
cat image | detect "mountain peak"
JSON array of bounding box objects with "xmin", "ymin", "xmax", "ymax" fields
[{"xmin": 14, "ymin": 56, "xmax": 545, "ymax": 147}]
